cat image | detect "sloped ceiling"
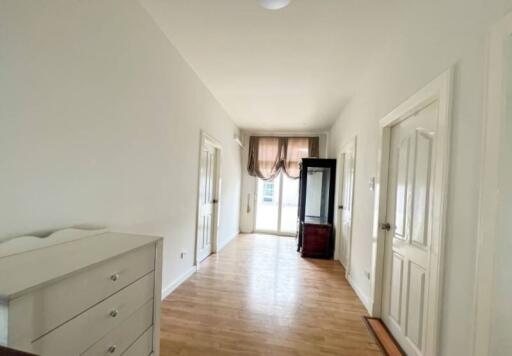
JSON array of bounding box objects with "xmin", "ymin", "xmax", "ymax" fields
[{"xmin": 139, "ymin": 0, "xmax": 395, "ymax": 131}]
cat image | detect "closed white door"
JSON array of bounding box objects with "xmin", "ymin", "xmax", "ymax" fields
[
  {"xmin": 382, "ymin": 102, "xmax": 438, "ymax": 355},
  {"xmin": 197, "ymin": 142, "xmax": 217, "ymax": 263},
  {"xmin": 337, "ymin": 140, "xmax": 356, "ymax": 270}
]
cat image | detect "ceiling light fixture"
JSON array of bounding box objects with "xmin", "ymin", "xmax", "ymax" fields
[{"xmin": 259, "ymin": 0, "xmax": 291, "ymax": 10}]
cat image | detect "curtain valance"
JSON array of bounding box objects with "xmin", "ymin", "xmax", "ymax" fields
[{"xmin": 247, "ymin": 136, "xmax": 319, "ymax": 180}]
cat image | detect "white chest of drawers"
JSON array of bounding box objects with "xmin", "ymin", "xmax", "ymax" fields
[{"xmin": 0, "ymin": 230, "xmax": 163, "ymax": 356}]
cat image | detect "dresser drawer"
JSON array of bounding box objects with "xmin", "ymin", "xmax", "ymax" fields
[
  {"xmin": 123, "ymin": 327, "xmax": 153, "ymax": 356},
  {"xmin": 30, "ymin": 272, "xmax": 154, "ymax": 356},
  {"xmin": 81, "ymin": 300, "xmax": 153, "ymax": 356},
  {"xmin": 9, "ymin": 244, "xmax": 155, "ymax": 344}
]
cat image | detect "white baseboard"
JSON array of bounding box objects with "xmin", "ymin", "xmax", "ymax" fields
[
  {"xmin": 216, "ymin": 231, "xmax": 239, "ymax": 252},
  {"xmin": 161, "ymin": 265, "xmax": 197, "ymax": 300},
  {"xmin": 161, "ymin": 232, "xmax": 238, "ymax": 301},
  {"xmin": 347, "ymin": 273, "xmax": 372, "ymax": 314}
]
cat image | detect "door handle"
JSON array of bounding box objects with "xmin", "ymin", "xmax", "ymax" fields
[
  {"xmin": 380, "ymin": 222, "xmax": 392, "ymax": 231},
  {"xmin": 338, "ymin": 205, "xmax": 344, "ymax": 210},
  {"xmin": 212, "ymin": 199, "xmax": 219, "ymax": 204}
]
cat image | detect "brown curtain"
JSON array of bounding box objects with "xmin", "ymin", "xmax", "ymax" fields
[
  {"xmin": 282, "ymin": 137, "xmax": 319, "ymax": 178},
  {"xmin": 247, "ymin": 137, "xmax": 283, "ymax": 180},
  {"xmin": 247, "ymin": 136, "xmax": 319, "ymax": 180}
]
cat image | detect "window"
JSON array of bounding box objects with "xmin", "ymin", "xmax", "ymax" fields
[{"xmin": 262, "ymin": 181, "xmax": 274, "ymax": 202}]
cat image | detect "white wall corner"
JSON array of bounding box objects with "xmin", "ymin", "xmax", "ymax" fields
[
  {"xmin": 217, "ymin": 231, "xmax": 239, "ymax": 252},
  {"xmin": 161, "ymin": 232, "xmax": 239, "ymax": 301},
  {"xmin": 161, "ymin": 265, "xmax": 198, "ymax": 300},
  {"xmin": 347, "ymin": 274, "xmax": 372, "ymax": 314}
]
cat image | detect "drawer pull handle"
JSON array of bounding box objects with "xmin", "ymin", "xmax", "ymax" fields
[
  {"xmin": 108, "ymin": 345, "xmax": 117, "ymax": 353},
  {"xmin": 110, "ymin": 273, "xmax": 120, "ymax": 281},
  {"xmin": 109, "ymin": 309, "xmax": 119, "ymax": 318}
]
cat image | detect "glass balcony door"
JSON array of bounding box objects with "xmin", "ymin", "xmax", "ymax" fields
[
  {"xmin": 280, "ymin": 174, "xmax": 299, "ymax": 233},
  {"xmin": 255, "ymin": 172, "xmax": 299, "ymax": 235}
]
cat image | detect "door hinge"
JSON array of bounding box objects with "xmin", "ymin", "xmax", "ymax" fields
[{"xmin": 380, "ymin": 222, "xmax": 391, "ymax": 231}]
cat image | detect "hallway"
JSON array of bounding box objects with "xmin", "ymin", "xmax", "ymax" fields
[{"xmin": 160, "ymin": 234, "xmax": 382, "ymax": 355}]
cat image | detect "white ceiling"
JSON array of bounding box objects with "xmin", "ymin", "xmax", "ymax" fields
[{"xmin": 139, "ymin": 0, "xmax": 395, "ymax": 131}]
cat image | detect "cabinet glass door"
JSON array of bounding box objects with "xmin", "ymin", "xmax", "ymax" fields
[{"xmin": 305, "ymin": 167, "xmax": 331, "ymax": 224}]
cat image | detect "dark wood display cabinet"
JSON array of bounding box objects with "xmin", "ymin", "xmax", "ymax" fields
[{"xmin": 297, "ymin": 158, "xmax": 337, "ymax": 259}]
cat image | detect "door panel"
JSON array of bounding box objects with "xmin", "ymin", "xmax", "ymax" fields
[
  {"xmin": 406, "ymin": 261, "xmax": 426, "ymax": 349},
  {"xmin": 389, "ymin": 252, "xmax": 404, "ymax": 325},
  {"xmin": 411, "ymin": 131, "xmax": 433, "ymax": 247},
  {"xmin": 382, "ymin": 101, "xmax": 438, "ymax": 356},
  {"xmin": 394, "ymin": 137, "xmax": 410, "ymax": 240}
]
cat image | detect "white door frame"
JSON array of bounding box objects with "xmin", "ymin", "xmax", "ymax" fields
[
  {"xmin": 335, "ymin": 153, "xmax": 346, "ymax": 263},
  {"xmin": 334, "ymin": 136, "xmax": 357, "ymax": 278},
  {"xmin": 370, "ymin": 69, "xmax": 453, "ymax": 355},
  {"xmin": 471, "ymin": 12, "xmax": 512, "ymax": 356},
  {"xmin": 195, "ymin": 131, "xmax": 222, "ymax": 266}
]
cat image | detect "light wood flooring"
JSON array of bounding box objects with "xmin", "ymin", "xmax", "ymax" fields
[{"xmin": 160, "ymin": 234, "xmax": 382, "ymax": 356}]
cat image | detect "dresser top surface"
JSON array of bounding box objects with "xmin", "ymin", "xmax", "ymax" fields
[{"xmin": 0, "ymin": 231, "xmax": 162, "ymax": 301}]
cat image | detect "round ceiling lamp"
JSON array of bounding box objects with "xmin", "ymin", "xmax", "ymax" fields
[{"xmin": 259, "ymin": 0, "xmax": 291, "ymax": 10}]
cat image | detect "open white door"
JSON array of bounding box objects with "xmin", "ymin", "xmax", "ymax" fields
[
  {"xmin": 371, "ymin": 70, "xmax": 452, "ymax": 356},
  {"xmin": 196, "ymin": 134, "xmax": 221, "ymax": 264},
  {"xmin": 336, "ymin": 138, "xmax": 356, "ymax": 273},
  {"xmin": 382, "ymin": 101, "xmax": 437, "ymax": 355}
]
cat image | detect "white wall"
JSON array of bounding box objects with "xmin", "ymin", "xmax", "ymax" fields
[
  {"xmin": 328, "ymin": 1, "xmax": 512, "ymax": 355},
  {"xmin": 239, "ymin": 132, "xmax": 328, "ymax": 233},
  {"xmin": 0, "ymin": 0, "xmax": 241, "ymax": 294}
]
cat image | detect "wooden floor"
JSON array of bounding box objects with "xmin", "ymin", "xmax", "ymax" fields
[{"xmin": 160, "ymin": 234, "xmax": 382, "ymax": 356}]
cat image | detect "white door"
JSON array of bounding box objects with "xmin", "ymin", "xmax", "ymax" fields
[
  {"xmin": 254, "ymin": 172, "xmax": 299, "ymax": 236},
  {"xmin": 337, "ymin": 139, "xmax": 356, "ymax": 271},
  {"xmin": 197, "ymin": 141, "xmax": 217, "ymax": 263},
  {"xmin": 381, "ymin": 101, "xmax": 438, "ymax": 355}
]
